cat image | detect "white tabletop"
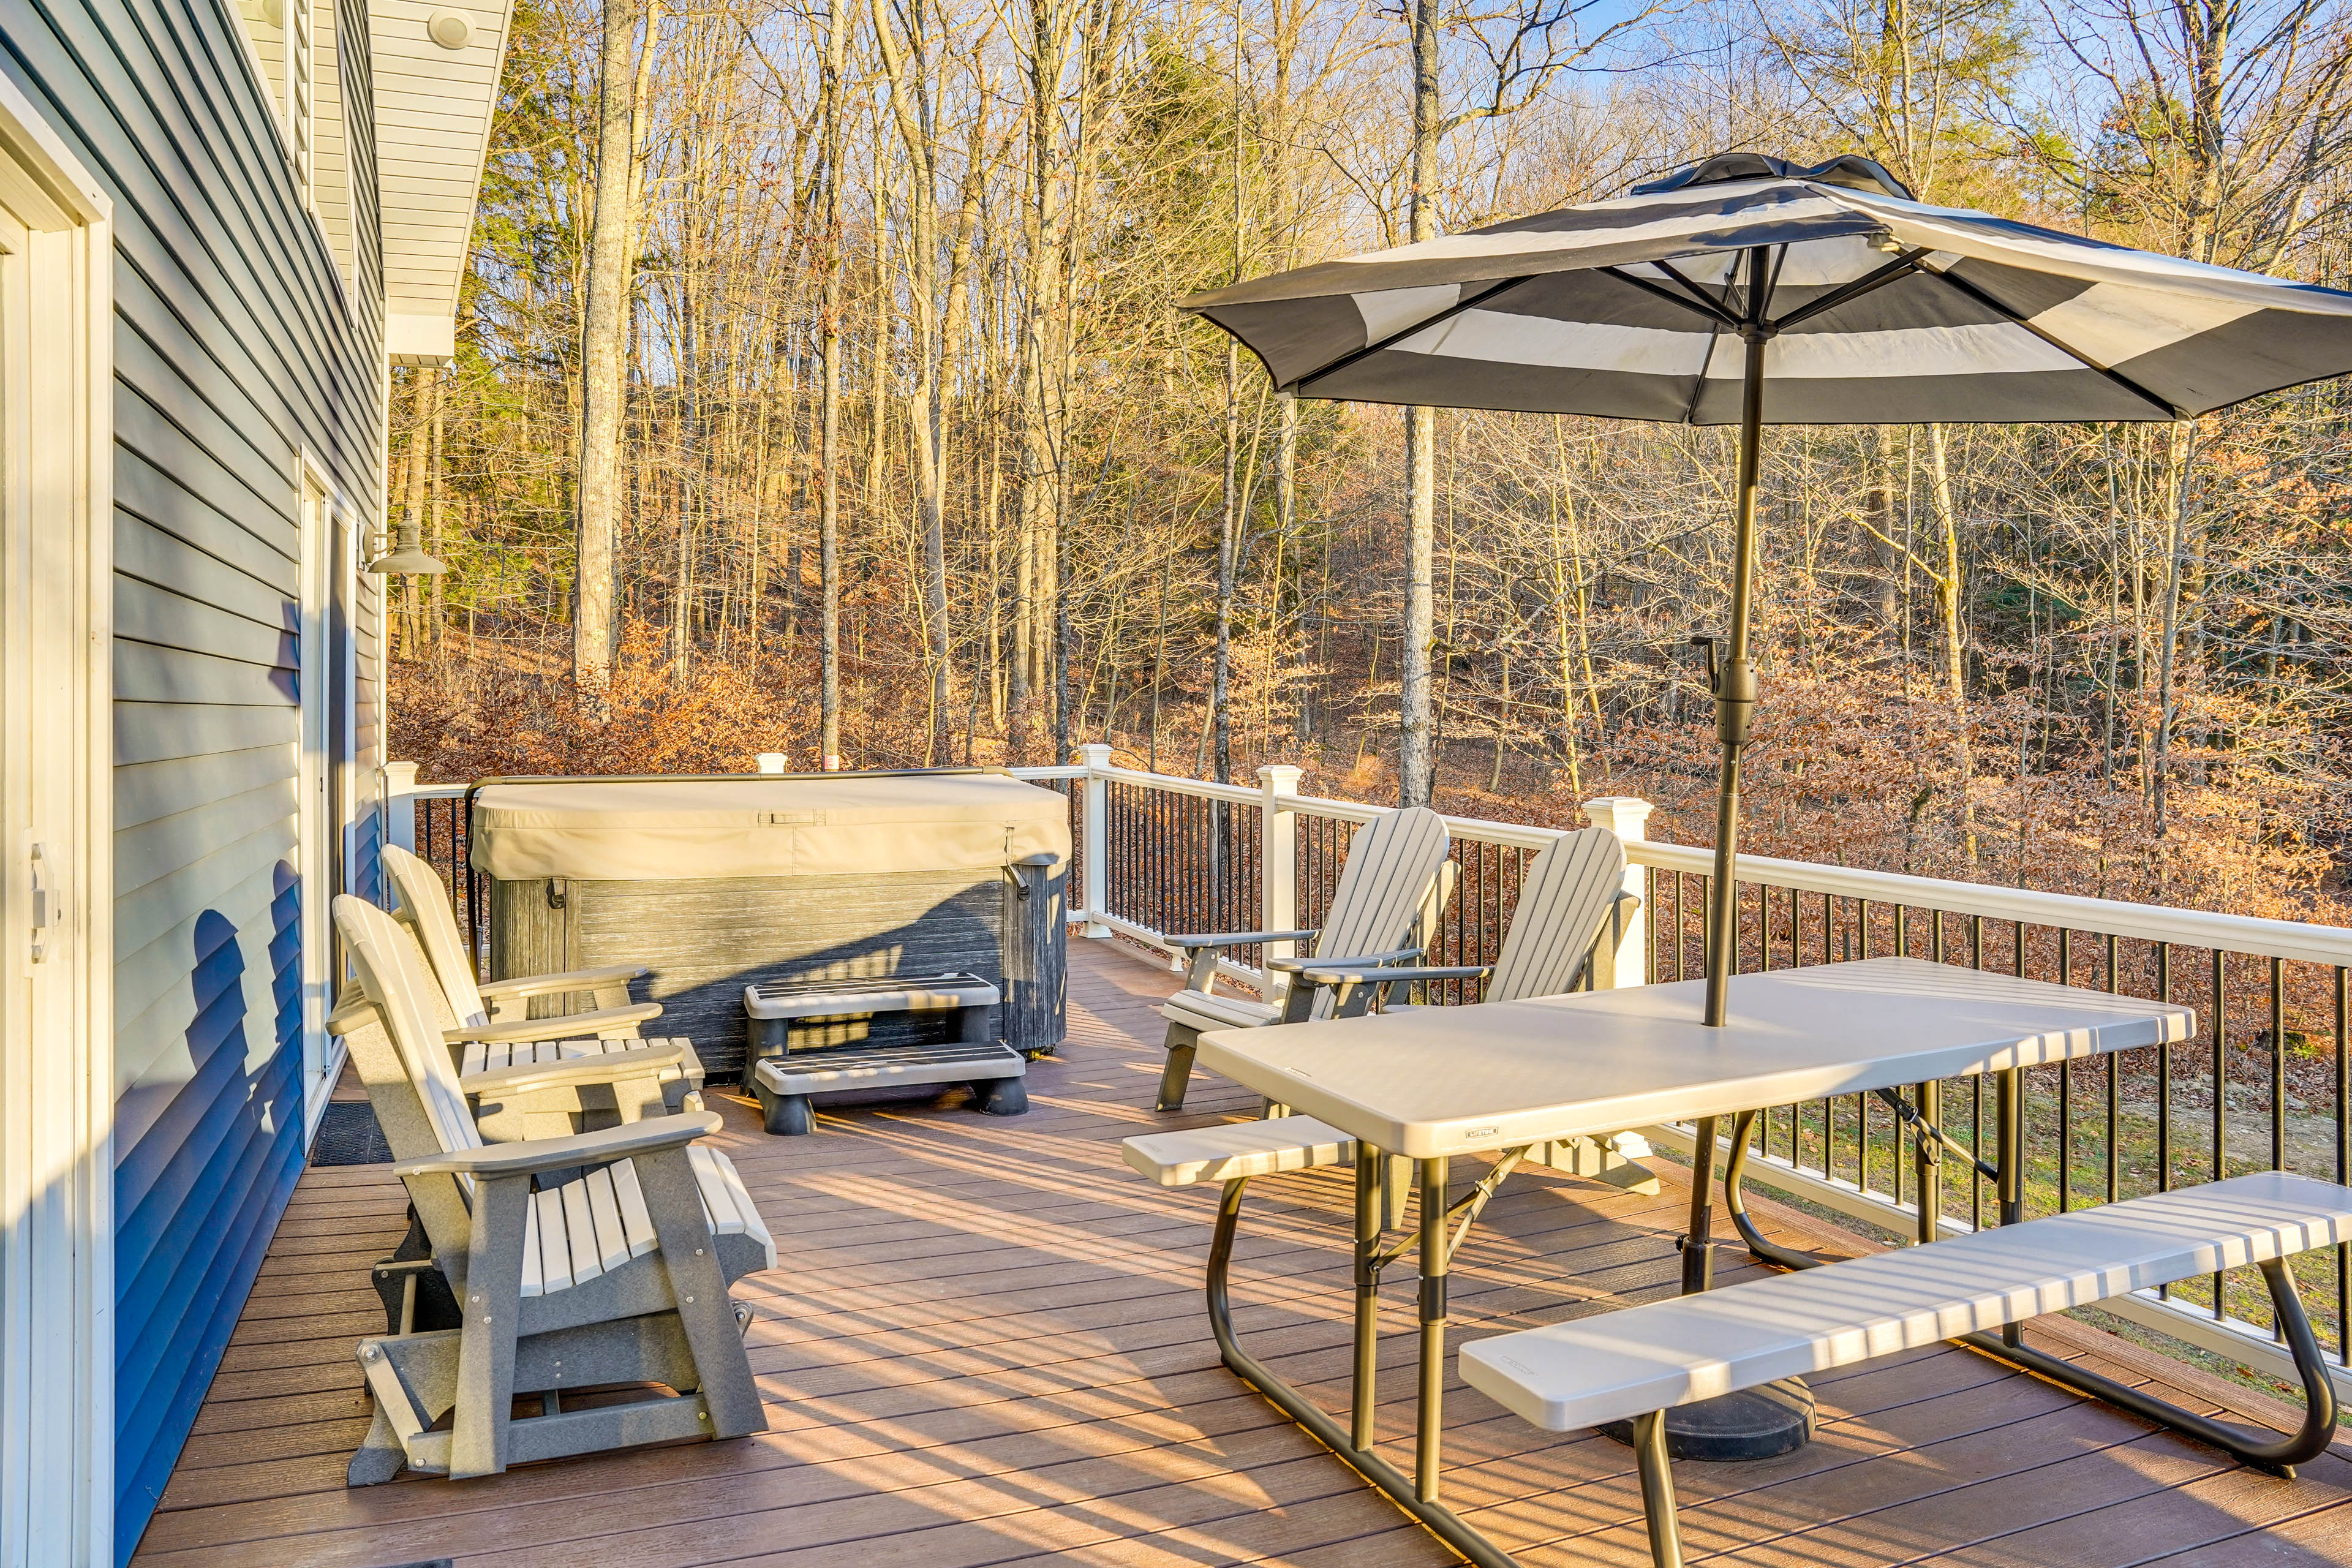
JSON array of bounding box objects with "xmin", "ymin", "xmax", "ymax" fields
[{"xmin": 1196, "ymin": 957, "xmax": 2193, "ymax": 1158}]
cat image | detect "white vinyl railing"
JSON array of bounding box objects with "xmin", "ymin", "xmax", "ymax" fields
[{"xmin": 383, "ymin": 752, "xmax": 2352, "ymax": 1401}]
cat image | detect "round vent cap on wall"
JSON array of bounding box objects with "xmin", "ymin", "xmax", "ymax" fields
[{"xmin": 426, "ymin": 7, "xmax": 473, "ymax": 48}]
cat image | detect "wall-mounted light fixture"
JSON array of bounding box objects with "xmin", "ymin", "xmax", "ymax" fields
[
  {"xmin": 426, "ymin": 7, "xmax": 473, "ymax": 48},
  {"xmin": 363, "ymin": 519, "xmax": 448, "ymax": 576}
]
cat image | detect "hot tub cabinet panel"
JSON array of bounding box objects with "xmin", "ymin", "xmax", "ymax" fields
[{"xmin": 475, "ymin": 774, "xmax": 1070, "ymax": 1083}]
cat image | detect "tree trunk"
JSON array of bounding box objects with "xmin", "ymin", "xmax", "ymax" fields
[
  {"xmin": 574, "ymin": 0, "xmax": 655, "ymax": 706},
  {"xmin": 1924, "ymin": 423, "xmax": 1975, "ymax": 862},
  {"xmin": 816, "ymin": 0, "xmax": 846, "ymax": 769},
  {"xmin": 2152, "ymin": 418, "xmax": 2202, "ymax": 834},
  {"xmin": 1397, "ymin": 0, "xmax": 1440, "ymax": 806}
]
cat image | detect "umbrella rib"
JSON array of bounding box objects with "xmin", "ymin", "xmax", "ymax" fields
[
  {"xmin": 1767, "ymin": 249, "xmax": 1928, "ymax": 332},
  {"xmin": 1927, "ymin": 264, "xmax": 2185, "ymax": 418},
  {"xmin": 1289, "ymin": 274, "xmax": 1536, "ymax": 393},
  {"xmin": 1601, "ymin": 264, "xmax": 1741, "ymax": 328}
]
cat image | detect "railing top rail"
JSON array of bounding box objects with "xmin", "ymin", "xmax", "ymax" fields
[
  {"xmin": 1632, "ymin": 838, "xmax": 2352, "ymax": 969},
  {"xmin": 1087, "ymin": 763, "xmax": 1261, "ymax": 806},
  {"xmin": 1005, "ymin": 766, "xmax": 1087, "ymax": 782},
  {"xmin": 398, "ymin": 783, "xmax": 470, "ymax": 801}
]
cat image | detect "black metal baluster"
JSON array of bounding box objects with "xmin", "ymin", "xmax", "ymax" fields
[
  {"xmin": 2214, "ymin": 947, "xmax": 2230, "ymax": 1320},
  {"xmin": 2271, "ymin": 954, "xmax": 2286, "ymax": 1174},
  {"xmin": 1970, "ymin": 914, "xmax": 1986, "ymax": 1231},
  {"xmin": 2059, "ymin": 928, "xmax": 2074, "ymax": 1213},
  {"xmin": 2335, "ymin": 965, "xmax": 2348, "ymax": 1366},
  {"xmin": 2106, "ymin": 933, "xmax": 2120, "ymax": 1205}
]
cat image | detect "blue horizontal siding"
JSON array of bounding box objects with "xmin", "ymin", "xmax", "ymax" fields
[{"xmin": 2, "ymin": 0, "xmax": 385, "ymax": 1553}]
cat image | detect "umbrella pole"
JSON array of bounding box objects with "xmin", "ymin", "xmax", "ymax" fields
[
  {"xmin": 1703, "ymin": 330, "xmax": 1766, "ymax": 1030},
  {"xmin": 1682, "ymin": 297, "xmax": 1768, "ymax": 1302}
]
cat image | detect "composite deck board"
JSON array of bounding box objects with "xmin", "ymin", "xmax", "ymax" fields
[{"xmin": 131, "ymin": 940, "xmax": 2352, "ymax": 1567}]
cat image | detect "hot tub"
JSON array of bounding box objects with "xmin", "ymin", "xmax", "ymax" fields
[{"xmin": 469, "ymin": 770, "xmax": 1070, "ymax": 1083}]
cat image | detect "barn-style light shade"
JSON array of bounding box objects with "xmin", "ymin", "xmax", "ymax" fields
[{"xmin": 363, "ymin": 519, "xmax": 447, "ymax": 576}]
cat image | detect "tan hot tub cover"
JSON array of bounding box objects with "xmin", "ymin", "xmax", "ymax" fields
[{"xmin": 469, "ymin": 773, "xmax": 1072, "ymax": 883}]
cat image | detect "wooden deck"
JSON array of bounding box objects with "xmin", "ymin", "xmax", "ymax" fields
[{"xmin": 134, "ymin": 940, "xmax": 2352, "ymax": 1568}]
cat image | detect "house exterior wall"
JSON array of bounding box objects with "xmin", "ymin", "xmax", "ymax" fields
[{"xmin": 0, "ymin": 0, "xmax": 386, "ymax": 1554}]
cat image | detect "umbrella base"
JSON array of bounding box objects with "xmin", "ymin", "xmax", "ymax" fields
[{"xmin": 1599, "ymin": 1378, "xmax": 1815, "ymax": 1461}]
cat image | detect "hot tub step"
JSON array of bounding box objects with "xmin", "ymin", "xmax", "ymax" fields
[{"xmin": 751, "ymin": 1039, "xmax": 1028, "ymax": 1135}]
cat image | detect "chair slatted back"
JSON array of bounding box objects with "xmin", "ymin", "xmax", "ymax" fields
[
  {"xmin": 1485, "ymin": 829, "xmax": 1626, "ymax": 1003},
  {"xmin": 1301, "ymin": 807, "xmax": 1452, "ymax": 1020},
  {"xmin": 333, "ymin": 894, "xmax": 487, "ymax": 1176},
  {"xmin": 385, "ymin": 844, "xmax": 492, "ymax": 1027}
]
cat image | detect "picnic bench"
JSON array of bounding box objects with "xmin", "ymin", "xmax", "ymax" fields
[{"xmin": 1462, "ymin": 1170, "xmax": 2351, "ymax": 1568}]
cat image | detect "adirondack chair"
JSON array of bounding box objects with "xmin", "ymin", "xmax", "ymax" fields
[
  {"xmin": 331, "ymin": 894, "xmax": 774, "ymax": 1485},
  {"xmin": 1289, "ymin": 826, "xmax": 1657, "ymax": 1196},
  {"xmin": 383, "ymin": 845, "xmax": 706, "ymax": 1139},
  {"xmin": 1294, "ymin": 827, "xmax": 1637, "ymax": 1016},
  {"xmin": 1155, "ymin": 805, "xmax": 1452, "ymax": 1112}
]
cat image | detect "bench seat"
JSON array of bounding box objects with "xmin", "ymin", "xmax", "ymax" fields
[
  {"xmin": 1464, "ymin": 1169, "xmax": 2352, "ymax": 1433},
  {"xmin": 1464, "ymin": 1170, "xmax": 2352, "ymax": 1567},
  {"xmin": 1123, "ymin": 1116, "xmax": 1357, "ymax": 1186}
]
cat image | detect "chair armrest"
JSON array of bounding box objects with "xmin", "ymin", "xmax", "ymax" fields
[
  {"xmin": 1296, "ymin": 962, "xmax": 1492, "ymax": 987},
  {"xmin": 459, "ymin": 1041, "xmax": 685, "ymax": 1099},
  {"xmin": 1167, "ymin": 929, "xmax": 1320, "ymax": 952},
  {"xmin": 394, "ymin": 1110, "xmax": 719, "ymax": 1178},
  {"xmin": 328, "ymin": 993, "xmax": 381, "ymax": 1035},
  {"xmin": 446, "ymin": 1001, "xmax": 663, "ymax": 1045},
  {"xmin": 1613, "ymin": 889, "xmax": 1643, "ymax": 914},
  {"xmin": 1265, "ymin": 944, "xmax": 1424, "ymax": 974},
  {"xmin": 477, "ymin": 963, "xmax": 649, "ymax": 1002}
]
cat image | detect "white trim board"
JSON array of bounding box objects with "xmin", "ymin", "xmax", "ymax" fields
[{"xmin": 0, "ymin": 69, "xmax": 114, "ymax": 1568}]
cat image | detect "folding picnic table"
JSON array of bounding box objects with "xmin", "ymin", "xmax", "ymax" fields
[{"xmin": 1193, "ymin": 956, "xmax": 2193, "ymax": 1568}]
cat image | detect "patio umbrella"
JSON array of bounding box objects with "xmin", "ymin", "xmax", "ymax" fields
[
  {"xmin": 1185, "ymin": 150, "xmax": 2352, "ymax": 1032},
  {"xmin": 1184, "ymin": 152, "xmax": 2352, "ymax": 1343}
]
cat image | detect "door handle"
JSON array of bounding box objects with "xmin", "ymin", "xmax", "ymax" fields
[{"xmin": 29, "ymin": 841, "xmax": 54, "ymax": 963}]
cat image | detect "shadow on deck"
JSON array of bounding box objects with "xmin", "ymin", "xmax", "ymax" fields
[{"xmin": 132, "ymin": 940, "xmax": 2352, "ymax": 1567}]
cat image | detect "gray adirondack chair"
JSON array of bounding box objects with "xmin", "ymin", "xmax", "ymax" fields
[
  {"xmin": 383, "ymin": 845, "xmax": 706, "ymax": 1139},
  {"xmin": 1289, "ymin": 826, "xmax": 1657, "ymax": 1196},
  {"xmin": 1156, "ymin": 805, "xmax": 1452, "ymax": 1112},
  {"xmin": 331, "ymin": 894, "xmax": 774, "ymax": 1485},
  {"xmin": 1295, "ymin": 827, "xmax": 1637, "ymax": 1015}
]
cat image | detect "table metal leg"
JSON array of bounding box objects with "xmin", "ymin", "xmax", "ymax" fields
[
  {"xmin": 1417, "ymin": 1155, "xmax": 1450, "ymax": 1502},
  {"xmin": 1915, "ymin": 1079, "xmax": 1941, "ymax": 1246},
  {"xmin": 1202, "ymin": 1169, "xmax": 1525, "ymax": 1568},
  {"xmin": 1352, "ymin": 1144, "xmax": 1379, "ymax": 1450},
  {"xmin": 1680, "ymin": 1115, "xmax": 1718, "ymax": 1294},
  {"xmin": 1997, "ymin": 1065, "xmax": 2024, "ymax": 1348},
  {"xmin": 1722, "ymin": 1109, "xmax": 1826, "ymax": 1274}
]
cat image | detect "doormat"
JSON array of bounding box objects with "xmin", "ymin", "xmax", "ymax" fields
[{"xmin": 311, "ymin": 1101, "xmax": 393, "ymax": 1166}]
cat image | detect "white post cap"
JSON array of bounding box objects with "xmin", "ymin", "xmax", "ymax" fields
[
  {"xmin": 1581, "ymin": 796, "xmax": 1654, "ymax": 839},
  {"xmin": 756, "ymin": 752, "xmax": 790, "ymax": 774},
  {"xmin": 1257, "ymin": 763, "xmax": 1305, "ymax": 793}
]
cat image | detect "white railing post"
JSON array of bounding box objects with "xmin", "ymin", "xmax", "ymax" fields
[
  {"xmin": 1259, "ymin": 764, "xmax": 1304, "ymax": 973},
  {"xmin": 1079, "ymin": 743, "xmax": 1112, "ymax": 938},
  {"xmin": 1581, "ymin": 795, "xmax": 1654, "ymax": 987},
  {"xmin": 384, "ymin": 760, "xmax": 420, "ymax": 854}
]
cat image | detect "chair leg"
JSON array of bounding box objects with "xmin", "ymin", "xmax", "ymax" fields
[
  {"xmin": 449, "ymin": 1177, "xmax": 532, "ymax": 1479},
  {"xmin": 1156, "ymin": 1023, "xmax": 1200, "ymax": 1112},
  {"xmin": 1631, "ymin": 1409, "xmax": 1684, "ymax": 1568},
  {"xmin": 635, "ymin": 1147, "xmax": 768, "ymax": 1441},
  {"xmin": 347, "ymin": 1406, "xmax": 408, "ymax": 1487}
]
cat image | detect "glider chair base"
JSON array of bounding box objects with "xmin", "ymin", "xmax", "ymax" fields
[{"xmin": 350, "ymin": 1298, "xmax": 760, "ymax": 1485}]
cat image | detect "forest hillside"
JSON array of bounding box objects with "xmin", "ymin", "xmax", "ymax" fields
[{"xmin": 386, "ymin": 0, "xmax": 2352, "ymax": 928}]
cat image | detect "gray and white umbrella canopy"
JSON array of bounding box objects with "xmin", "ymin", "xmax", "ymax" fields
[
  {"xmin": 1186, "ymin": 153, "xmax": 2352, "ymax": 426},
  {"xmin": 1186, "ymin": 152, "xmax": 2352, "ymax": 1063}
]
